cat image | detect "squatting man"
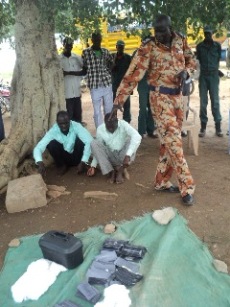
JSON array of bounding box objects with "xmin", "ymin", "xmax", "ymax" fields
[
  {"xmin": 33, "ymin": 110, "xmax": 140, "ymax": 185},
  {"xmin": 87, "ymin": 112, "xmax": 141, "ymax": 184},
  {"xmin": 33, "ymin": 111, "xmax": 93, "ymax": 176}
]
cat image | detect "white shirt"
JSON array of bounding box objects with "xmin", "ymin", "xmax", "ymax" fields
[
  {"xmin": 60, "ymin": 53, "xmax": 83, "ymax": 99},
  {"xmin": 91, "ymin": 119, "xmax": 141, "ymax": 167}
]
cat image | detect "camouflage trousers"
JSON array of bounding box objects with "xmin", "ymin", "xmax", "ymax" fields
[{"xmin": 150, "ymin": 91, "xmax": 195, "ymax": 197}]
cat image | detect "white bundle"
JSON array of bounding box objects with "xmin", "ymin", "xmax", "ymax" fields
[{"xmin": 11, "ymin": 258, "xmax": 67, "ymax": 303}]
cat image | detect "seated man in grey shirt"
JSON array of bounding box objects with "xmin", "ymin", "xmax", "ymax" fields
[
  {"xmin": 33, "ymin": 111, "xmax": 93, "ymax": 176},
  {"xmin": 88, "ymin": 112, "xmax": 141, "ymax": 183}
]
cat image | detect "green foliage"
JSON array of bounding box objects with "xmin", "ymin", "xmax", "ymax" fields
[
  {"xmin": 52, "ymin": 0, "xmax": 103, "ymax": 43},
  {"xmin": 55, "ymin": 9, "xmax": 81, "ymax": 40},
  {"xmin": 0, "ymin": 0, "xmax": 230, "ymax": 42},
  {"xmin": 0, "ymin": 0, "xmax": 15, "ymax": 42},
  {"xmin": 102, "ymin": 0, "xmax": 230, "ymax": 35}
]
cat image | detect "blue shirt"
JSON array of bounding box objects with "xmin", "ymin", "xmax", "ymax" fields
[
  {"xmin": 91, "ymin": 119, "xmax": 141, "ymax": 167},
  {"xmin": 33, "ymin": 121, "xmax": 93, "ymax": 164}
]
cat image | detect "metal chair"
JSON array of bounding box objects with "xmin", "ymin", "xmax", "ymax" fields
[{"xmin": 182, "ymin": 97, "xmax": 199, "ymax": 156}]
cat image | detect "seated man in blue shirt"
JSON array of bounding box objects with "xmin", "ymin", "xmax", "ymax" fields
[
  {"xmin": 33, "ymin": 111, "xmax": 93, "ymax": 176},
  {"xmin": 88, "ymin": 112, "xmax": 141, "ymax": 183}
]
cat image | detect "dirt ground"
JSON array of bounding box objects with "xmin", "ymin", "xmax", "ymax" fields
[{"xmin": 0, "ymin": 68, "xmax": 230, "ymax": 272}]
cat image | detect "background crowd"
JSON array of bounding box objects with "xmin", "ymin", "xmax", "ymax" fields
[{"xmin": 0, "ymin": 15, "xmax": 227, "ymax": 207}]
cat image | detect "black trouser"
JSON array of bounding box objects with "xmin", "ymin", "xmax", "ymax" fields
[
  {"xmin": 0, "ymin": 108, "xmax": 5, "ymax": 142},
  {"xmin": 199, "ymin": 72, "xmax": 222, "ymax": 124},
  {"xmin": 66, "ymin": 97, "xmax": 82, "ymax": 123},
  {"xmin": 47, "ymin": 138, "xmax": 84, "ymax": 167}
]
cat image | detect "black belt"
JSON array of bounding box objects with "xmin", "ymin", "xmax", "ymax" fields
[{"xmin": 149, "ymin": 85, "xmax": 180, "ymax": 95}]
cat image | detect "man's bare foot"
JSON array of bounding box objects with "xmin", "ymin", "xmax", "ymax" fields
[
  {"xmin": 109, "ymin": 170, "xmax": 116, "ymax": 183},
  {"xmin": 57, "ymin": 165, "xmax": 68, "ymax": 176},
  {"xmin": 123, "ymin": 168, "xmax": 130, "ymax": 180},
  {"xmin": 116, "ymin": 174, "xmax": 124, "ymax": 184},
  {"xmin": 116, "ymin": 166, "xmax": 124, "ymax": 184}
]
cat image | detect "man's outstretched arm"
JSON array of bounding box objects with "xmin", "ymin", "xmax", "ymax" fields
[{"xmin": 112, "ymin": 41, "xmax": 151, "ymax": 116}]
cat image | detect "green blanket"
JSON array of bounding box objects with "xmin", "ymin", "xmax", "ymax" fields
[{"xmin": 1, "ymin": 211, "xmax": 230, "ymax": 307}]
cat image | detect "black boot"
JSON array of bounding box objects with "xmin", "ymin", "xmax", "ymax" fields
[
  {"xmin": 215, "ymin": 122, "xmax": 223, "ymax": 137},
  {"xmin": 199, "ymin": 122, "xmax": 206, "ymax": 137}
]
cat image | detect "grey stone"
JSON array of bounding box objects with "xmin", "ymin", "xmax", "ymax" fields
[
  {"xmin": 5, "ymin": 174, "xmax": 47, "ymax": 213},
  {"xmin": 46, "ymin": 184, "xmax": 66, "ymax": 193},
  {"xmin": 84, "ymin": 191, "xmax": 118, "ymax": 201},
  {"xmin": 152, "ymin": 207, "xmax": 176, "ymax": 225},
  {"xmin": 104, "ymin": 224, "xmax": 116, "ymax": 234},
  {"xmin": 8, "ymin": 238, "xmax": 21, "ymax": 247},
  {"xmin": 213, "ymin": 259, "xmax": 228, "ymax": 273}
]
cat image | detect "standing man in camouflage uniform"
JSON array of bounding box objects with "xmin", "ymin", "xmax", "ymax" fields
[
  {"xmin": 112, "ymin": 15, "xmax": 196, "ymax": 206},
  {"xmin": 196, "ymin": 26, "xmax": 223, "ymax": 137}
]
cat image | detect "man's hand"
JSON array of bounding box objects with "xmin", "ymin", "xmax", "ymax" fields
[
  {"xmin": 123, "ymin": 155, "xmax": 131, "ymax": 168},
  {"xmin": 108, "ymin": 104, "xmax": 123, "ymax": 121},
  {"xmin": 175, "ymin": 70, "xmax": 188, "ymax": 81},
  {"xmin": 37, "ymin": 161, "xmax": 46, "ymax": 177},
  {"xmin": 63, "ymin": 70, "xmax": 69, "ymax": 76},
  {"xmin": 87, "ymin": 167, "xmax": 96, "ymax": 177},
  {"xmin": 63, "ymin": 70, "xmax": 85, "ymax": 77},
  {"xmin": 76, "ymin": 161, "xmax": 85, "ymax": 174},
  {"xmin": 218, "ymin": 70, "xmax": 224, "ymax": 78}
]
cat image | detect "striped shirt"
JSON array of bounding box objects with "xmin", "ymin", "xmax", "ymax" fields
[{"xmin": 82, "ymin": 47, "xmax": 114, "ymax": 89}]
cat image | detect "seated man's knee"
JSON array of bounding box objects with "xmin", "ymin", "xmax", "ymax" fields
[
  {"xmin": 47, "ymin": 140, "xmax": 63, "ymax": 152},
  {"xmin": 91, "ymin": 139, "xmax": 101, "ymax": 151}
]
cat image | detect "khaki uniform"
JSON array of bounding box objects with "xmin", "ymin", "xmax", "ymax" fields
[{"xmin": 114, "ymin": 32, "xmax": 196, "ymax": 196}]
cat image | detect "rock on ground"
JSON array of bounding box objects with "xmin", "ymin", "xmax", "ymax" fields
[{"xmin": 5, "ymin": 174, "xmax": 47, "ymax": 213}]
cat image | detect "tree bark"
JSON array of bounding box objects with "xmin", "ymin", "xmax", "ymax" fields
[{"xmin": 0, "ymin": 0, "xmax": 65, "ymax": 192}]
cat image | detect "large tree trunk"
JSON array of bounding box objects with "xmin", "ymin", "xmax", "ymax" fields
[{"xmin": 0, "ymin": 0, "xmax": 65, "ymax": 192}]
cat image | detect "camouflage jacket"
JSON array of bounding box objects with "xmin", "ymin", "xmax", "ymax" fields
[{"xmin": 114, "ymin": 32, "xmax": 196, "ymax": 105}]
